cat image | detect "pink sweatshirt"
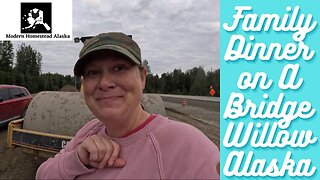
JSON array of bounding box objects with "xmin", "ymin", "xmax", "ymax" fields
[{"xmin": 36, "ymin": 114, "xmax": 220, "ymax": 179}]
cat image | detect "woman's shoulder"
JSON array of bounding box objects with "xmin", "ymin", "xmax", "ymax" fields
[
  {"xmin": 151, "ymin": 114, "xmax": 220, "ymax": 178},
  {"xmin": 152, "ymin": 114, "xmax": 216, "ymax": 148},
  {"xmin": 154, "ymin": 115, "xmax": 206, "ymax": 137}
]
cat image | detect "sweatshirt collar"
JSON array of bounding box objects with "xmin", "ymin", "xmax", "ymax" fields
[{"xmin": 98, "ymin": 114, "xmax": 166, "ymax": 147}]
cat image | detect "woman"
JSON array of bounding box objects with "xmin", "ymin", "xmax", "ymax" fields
[{"xmin": 36, "ymin": 32, "xmax": 220, "ymax": 179}]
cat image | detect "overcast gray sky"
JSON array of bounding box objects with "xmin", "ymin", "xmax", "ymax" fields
[{"xmin": 13, "ymin": 0, "xmax": 220, "ymax": 76}]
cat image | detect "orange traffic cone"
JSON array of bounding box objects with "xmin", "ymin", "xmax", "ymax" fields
[{"xmin": 181, "ymin": 98, "xmax": 187, "ymax": 106}]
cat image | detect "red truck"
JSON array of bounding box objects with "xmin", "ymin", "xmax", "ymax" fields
[{"xmin": 0, "ymin": 85, "xmax": 32, "ymax": 126}]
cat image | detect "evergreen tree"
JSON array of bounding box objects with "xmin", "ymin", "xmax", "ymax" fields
[
  {"xmin": 15, "ymin": 43, "xmax": 42, "ymax": 76},
  {"xmin": 142, "ymin": 59, "xmax": 151, "ymax": 74},
  {"xmin": 190, "ymin": 66, "xmax": 207, "ymax": 96},
  {"xmin": 160, "ymin": 73, "xmax": 167, "ymax": 93},
  {"xmin": 0, "ymin": 41, "xmax": 14, "ymax": 72},
  {"xmin": 153, "ymin": 74, "xmax": 160, "ymax": 93},
  {"xmin": 145, "ymin": 74, "xmax": 155, "ymax": 93},
  {"xmin": 172, "ymin": 69, "xmax": 186, "ymax": 94}
]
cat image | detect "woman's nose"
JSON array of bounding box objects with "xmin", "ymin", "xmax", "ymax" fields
[{"xmin": 97, "ymin": 72, "xmax": 116, "ymax": 90}]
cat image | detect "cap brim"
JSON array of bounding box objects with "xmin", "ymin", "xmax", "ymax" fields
[{"xmin": 74, "ymin": 45, "xmax": 140, "ymax": 77}]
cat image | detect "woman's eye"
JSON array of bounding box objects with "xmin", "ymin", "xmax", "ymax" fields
[
  {"xmin": 84, "ymin": 70, "xmax": 100, "ymax": 78},
  {"xmin": 114, "ymin": 65, "xmax": 128, "ymax": 72}
]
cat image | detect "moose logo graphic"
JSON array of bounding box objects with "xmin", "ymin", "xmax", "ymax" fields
[{"xmin": 21, "ymin": 3, "xmax": 52, "ymax": 33}]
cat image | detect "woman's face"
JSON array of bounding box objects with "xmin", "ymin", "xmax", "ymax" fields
[{"xmin": 82, "ymin": 54, "xmax": 147, "ymax": 122}]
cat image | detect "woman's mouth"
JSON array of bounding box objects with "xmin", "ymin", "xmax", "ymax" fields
[{"xmin": 96, "ymin": 96, "xmax": 123, "ymax": 104}]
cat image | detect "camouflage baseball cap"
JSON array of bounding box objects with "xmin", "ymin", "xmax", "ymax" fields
[{"xmin": 74, "ymin": 32, "xmax": 141, "ymax": 77}]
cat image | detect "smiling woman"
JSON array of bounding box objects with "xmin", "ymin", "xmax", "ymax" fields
[
  {"xmin": 81, "ymin": 51, "xmax": 148, "ymax": 137},
  {"xmin": 36, "ymin": 32, "xmax": 220, "ymax": 179}
]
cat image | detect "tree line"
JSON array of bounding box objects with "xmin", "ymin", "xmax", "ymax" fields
[
  {"xmin": 1, "ymin": 41, "xmax": 220, "ymax": 96},
  {"xmin": 0, "ymin": 41, "xmax": 76, "ymax": 93},
  {"xmin": 144, "ymin": 66, "xmax": 220, "ymax": 97}
]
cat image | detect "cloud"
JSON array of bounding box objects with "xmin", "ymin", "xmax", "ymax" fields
[{"xmin": 12, "ymin": 0, "xmax": 220, "ymax": 75}]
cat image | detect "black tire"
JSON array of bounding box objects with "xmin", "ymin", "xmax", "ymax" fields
[{"xmin": 20, "ymin": 108, "xmax": 27, "ymax": 118}]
